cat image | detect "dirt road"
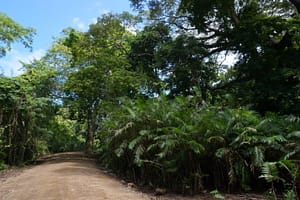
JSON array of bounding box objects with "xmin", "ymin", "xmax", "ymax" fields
[
  {"xmin": 0, "ymin": 152, "xmax": 265, "ymax": 200},
  {"xmin": 0, "ymin": 152, "xmax": 151, "ymax": 200}
]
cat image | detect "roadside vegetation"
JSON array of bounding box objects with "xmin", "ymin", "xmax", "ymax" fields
[{"xmin": 1, "ymin": 1, "xmax": 299, "ymax": 199}]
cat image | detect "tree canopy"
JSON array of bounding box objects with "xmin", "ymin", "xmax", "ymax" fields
[
  {"xmin": 0, "ymin": 13, "xmax": 35, "ymax": 58},
  {"xmin": 130, "ymin": 0, "xmax": 300, "ymax": 114}
]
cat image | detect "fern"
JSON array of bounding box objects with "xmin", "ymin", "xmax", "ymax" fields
[
  {"xmin": 252, "ymin": 146, "xmax": 265, "ymax": 168},
  {"xmin": 260, "ymin": 162, "xmax": 282, "ymax": 183}
]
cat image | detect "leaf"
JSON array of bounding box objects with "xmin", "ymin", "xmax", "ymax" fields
[
  {"xmin": 128, "ymin": 136, "xmax": 140, "ymax": 150},
  {"xmin": 287, "ymin": 131, "xmax": 300, "ymax": 139},
  {"xmin": 134, "ymin": 145, "xmax": 145, "ymax": 167},
  {"xmin": 215, "ymin": 147, "xmax": 231, "ymax": 159},
  {"xmin": 187, "ymin": 140, "xmax": 205, "ymax": 154},
  {"xmin": 156, "ymin": 152, "xmax": 166, "ymax": 159},
  {"xmin": 124, "ymin": 106, "xmax": 137, "ymax": 119},
  {"xmin": 207, "ymin": 136, "xmax": 225, "ymax": 144},
  {"xmin": 139, "ymin": 130, "xmax": 150, "ymax": 136},
  {"xmin": 252, "ymin": 146, "xmax": 264, "ymax": 167},
  {"xmin": 147, "ymin": 143, "xmax": 158, "ymax": 152},
  {"xmin": 114, "ymin": 141, "xmax": 128, "ymax": 157},
  {"xmin": 259, "ymin": 162, "xmax": 284, "ymax": 183}
]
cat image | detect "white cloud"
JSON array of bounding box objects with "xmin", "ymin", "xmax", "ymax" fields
[
  {"xmin": 72, "ymin": 17, "xmax": 86, "ymax": 30},
  {"xmin": 0, "ymin": 49, "xmax": 46, "ymax": 77},
  {"xmin": 100, "ymin": 9, "xmax": 110, "ymax": 15}
]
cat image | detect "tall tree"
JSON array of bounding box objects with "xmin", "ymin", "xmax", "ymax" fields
[
  {"xmin": 62, "ymin": 14, "xmax": 141, "ymax": 154},
  {"xmin": 130, "ymin": 0, "xmax": 300, "ymax": 114}
]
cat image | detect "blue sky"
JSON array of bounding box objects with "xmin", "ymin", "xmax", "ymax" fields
[{"xmin": 0, "ymin": 0, "xmax": 134, "ymax": 76}]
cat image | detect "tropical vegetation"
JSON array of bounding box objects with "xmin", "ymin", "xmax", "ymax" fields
[{"xmin": 0, "ymin": 0, "xmax": 299, "ymax": 198}]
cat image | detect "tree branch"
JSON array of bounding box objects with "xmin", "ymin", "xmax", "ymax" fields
[{"xmin": 230, "ymin": 4, "xmax": 240, "ymax": 25}]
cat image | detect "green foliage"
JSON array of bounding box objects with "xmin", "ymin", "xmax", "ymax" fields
[
  {"xmin": 98, "ymin": 94, "xmax": 300, "ymax": 194},
  {"xmin": 1, "ymin": 5, "xmax": 299, "ymax": 198},
  {"xmin": 260, "ymin": 162, "xmax": 283, "ymax": 183},
  {"xmin": 100, "ymin": 96, "xmax": 207, "ymax": 192},
  {"xmin": 0, "ymin": 52, "xmax": 78, "ymax": 164},
  {"xmin": 260, "ymin": 159, "xmax": 300, "ymax": 199},
  {"xmin": 284, "ymin": 190, "xmax": 297, "ymax": 200},
  {"xmin": 131, "ymin": 0, "xmax": 300, "ymax": 114},
  {"xmin": 61, "ymin": 13, "xmax": 144, "ymax": 154},
  {"xmin": 0, "ymin": 161, "xmax": 8, "ymax": 170},
  {"xmin": 0, "ymin": 12, "xmax": 35, "ymax": 58},
  {"xmin": 158, "ymin": 34, "xmax": 216, "ymax": 99},
  {"xmin": 120, "ymin": 3, "xmax": 300, "ymax": 194},
  {"xmin": 128, "ymin": 22, "xmax": 170, "ymax": 95},
  {"xmin": 35, "ymin": 140, "xmax": 49, "ymax": 156},
  {"xmin": 47, "ymin": 114, "xmax": 85, "ymax": 153},
  {"xmin": 0, "ymin": 76, "xmax": 33, "ymax": 165}
]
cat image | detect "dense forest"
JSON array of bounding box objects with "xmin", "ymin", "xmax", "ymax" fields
[{"xmin": 1, "ymin": 0, "xmax": 300, "ymax": 199}]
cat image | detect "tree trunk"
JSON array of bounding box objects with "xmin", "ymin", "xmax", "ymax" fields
[
  {"xmin": 18, "ymin": 113, "xmax": 29, "ymax": 164},
  {"xmin": 85, "ymin": 126, "xmax": 94, "ymax": 155},
  {"xmin": 85, "ymin": 109, "xmax": 96, "ymax": 155}
]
